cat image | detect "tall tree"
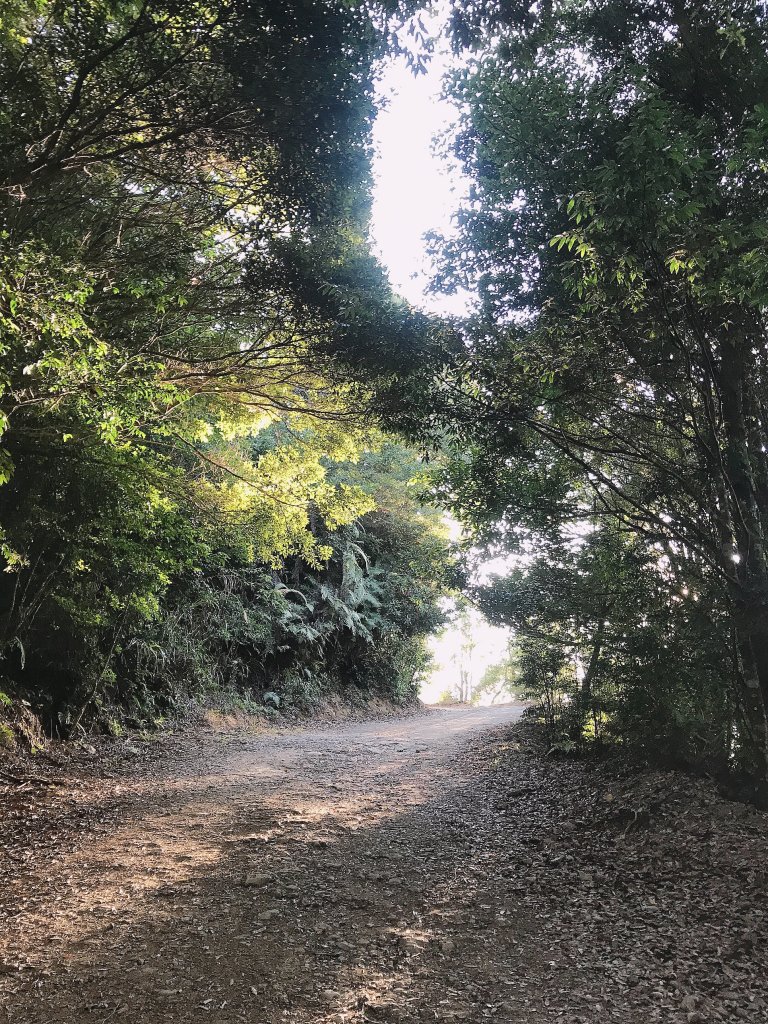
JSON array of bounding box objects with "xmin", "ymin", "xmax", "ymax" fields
[
  {"xmin": 0, "ymin": 0, "xmax": 451, "ymax": 729},
  {"xmin": 424, "ymin": 0, "xmax": 768, "ymax": 793}
]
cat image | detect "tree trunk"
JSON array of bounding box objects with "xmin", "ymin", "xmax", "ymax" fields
[
  {"xmin": 731, "ymin": 620, "xmax": 768, "ymax": 803},
  {"xmin": 718, "ymin": 321, "xmax": 768, "ymax": 797},
  {"xmin": 571, "ymin": 607, "xmax": 608, "ymax": 739},
  {"xmin": 581, "ymin": 612, "xmax": 606, "ymax": 709}
]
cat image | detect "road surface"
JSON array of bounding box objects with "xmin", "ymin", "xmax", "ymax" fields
[{"xmin": 1, "ymin": 705, "xmax": 528, "ymax": 1024}]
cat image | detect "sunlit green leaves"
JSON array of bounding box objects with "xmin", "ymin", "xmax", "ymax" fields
[{"xmin": 0, "ymin": 0, "xmax": 450, "ymax": 726}]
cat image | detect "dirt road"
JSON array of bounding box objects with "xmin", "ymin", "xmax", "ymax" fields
[
  {"xmin": 3, "ymin": 703, "xmax": 768, "ymax": 1024},
  {"xmin": 1, "ymin": 706, "xmax": 529, "ymax": 1024}
]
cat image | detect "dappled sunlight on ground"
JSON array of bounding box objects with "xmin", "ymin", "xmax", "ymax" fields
[
  {"xmin": 7, "ymin": 703, "xmax": 762, "ymax": 1023},
  {"xmin": 1, "ymin": 707, "xmax": 526, "ymax": 1023}
]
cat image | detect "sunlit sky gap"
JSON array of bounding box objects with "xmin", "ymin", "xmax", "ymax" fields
[
  {"xmin": 370, "ymin": 16, "xmax": 470, "ymax": 317},
  {"xmin": 370, "ymin": 23, "xmax": 512, "ymax": 701}
]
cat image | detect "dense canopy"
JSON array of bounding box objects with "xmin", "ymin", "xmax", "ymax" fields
[
  {"xmin": 419, "ymin": 0, "xmax": 768, "ymax": 799},
  {"xmin": 3, "ymin": 0, "xmax": 768, "ymax": 804},
  {"xmin": 0, "ymin": 0, "xmax": 451, "ymax": 734}
]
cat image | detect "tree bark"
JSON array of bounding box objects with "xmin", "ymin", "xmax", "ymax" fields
[{"xmin": 718, "ymin": 319, "xmax": 768, "ymax": 797}]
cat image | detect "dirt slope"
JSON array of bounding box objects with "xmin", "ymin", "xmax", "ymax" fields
[{"xmin": 1, "ymin": 705, "xmax": 767, "ymax": 1024}]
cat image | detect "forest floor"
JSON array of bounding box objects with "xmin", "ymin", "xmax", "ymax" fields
[{"xmin": 2, "ymin": 705, "xmax": 768, "ymax": 1024}]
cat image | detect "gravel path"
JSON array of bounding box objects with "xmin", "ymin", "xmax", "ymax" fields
[
  {"xmin": 3, "ymin": 703, "xmax": 768, "ymax": 1024},
  {"xmin": 1, "ymin": 706, "xmax": 529, "ymax": 1024}
]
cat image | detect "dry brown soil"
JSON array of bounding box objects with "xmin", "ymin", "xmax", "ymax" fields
[{"xmin": 2, "ymin": 705, "xmax": 768, "ymax": 1024}]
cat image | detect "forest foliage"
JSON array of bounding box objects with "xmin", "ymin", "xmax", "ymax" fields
[
  {"xmin": 5, "ymin": 0, "xmax": 768, "ymax": 806},
  {"xmin": 409, "ymin": 0, "xmax": 768, "ymax": 799},
  {"xmin": 0, "ymin": 0, "xmax": 451, "ymax": 735}
]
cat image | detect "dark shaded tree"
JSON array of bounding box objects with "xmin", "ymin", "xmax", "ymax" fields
[{"xmin": 416, "ymin": 0, "xmax": 768, "ymax": 794}]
